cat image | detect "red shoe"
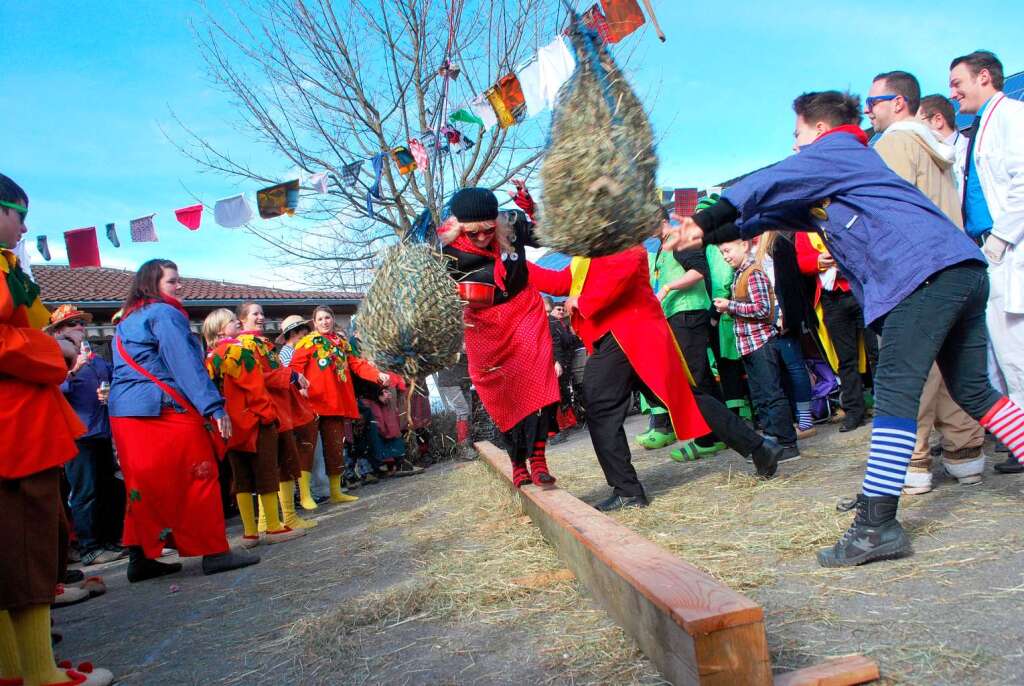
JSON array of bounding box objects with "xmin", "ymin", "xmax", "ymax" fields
[
  {"xmin": 529, "ymin": 455, "xmax": 556, "ymax": 486},
  {"xmin": 511, "ymin": 463, "xmax": 532, "ymax": 488}
]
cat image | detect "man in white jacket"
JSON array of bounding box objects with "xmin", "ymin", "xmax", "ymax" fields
[
  {"xmin": 867, "ymin": 70, "xmax": 987, "ymax": 493},
  {"xmin": 950, "ymin": 50, "xmax": 1024, "ymax": 474}
]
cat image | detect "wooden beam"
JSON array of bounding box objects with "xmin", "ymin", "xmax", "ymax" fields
[
  {"xmin": 476, "ymin": 441, "xmax": 878, "ymax": 686},
  {"xmin": 773, "ymin": 656, "xmax": 880, "ymax": 686}
]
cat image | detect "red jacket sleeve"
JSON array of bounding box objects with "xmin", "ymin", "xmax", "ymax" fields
[
  {"xmin": 0, "ymin": 280, "xmax": 69, "ymax": 385},
  {"xmin": 527, "ymin": 263, "xmax": 572, "ymax": 296},
  {"xmin": 794, "ymin": 232, "xmax": 821, "ymax": 276},
  {"xmin": 227, "ymin": 366, "xmax": 277, "ymax": 425},
  {"xmin": 577, "ymin": 249, "xmax": 646, "ymax": 320},
  {"xmin": 348, "ymin": 354, "xmax": 382, "ymax": 383},
  {"xmin": 263, "ymin": 366, "xmax": 293, "ymax": 391}
]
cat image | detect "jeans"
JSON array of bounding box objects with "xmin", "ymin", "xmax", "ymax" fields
[
  {"xmin": 65, "ymin": 437, "xmax": 121, "ymax": 552},
  {"xmin": 873, "ymin": 262, "xmax": 1001, "ymax": 421},
  {"xmin": 775, "ymin": 334, "xmax": 812, "ymax": 404},
  {"xmin": 742, "ymin": 338, "xmax": 799, "ymax": 446}
]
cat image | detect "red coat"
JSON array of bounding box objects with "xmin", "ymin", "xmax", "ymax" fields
[
  {"xmin": 794, "ymin": 232, "xmax": 850, "ymax": 306},
  {"xmin": 238, "ymin": 333, "xmax": 315, "ymax": 432},
  {"xmin": 0, "ymin": 249, "xmax": 85, "ymax": 478},
  {"xmin": 528, "ymin": 248, "xmax": 710, "ymax": 441},
  {"xmin": 206, "ymin": 339, "xmax": 277, "ymax": 453},
  {"xmin": 288, "ymin": 332, "xmax": 381, "ymax": 419}
]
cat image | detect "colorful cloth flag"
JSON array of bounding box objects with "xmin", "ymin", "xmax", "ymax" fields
[
  {"xmin": 342, "ymin": 161, "xmax": 363, "ymax": 187},
  {"xmin": 174, "ymin": 204, "xmax": 203, "ymax": 231},
  {"xmin": 366, "ymin": 153, "xmax": 385, "ymax": 217},
  {"xmin": 36, "ymin": 236, "xmax": 51, "ymax": 261},
  {"xmin": 673, "ymin": 188, "xmax": 699, "ymax": 217},
  {"xmin": 600, "ymin": 0, "xmax": 646, "ymax": 42},
  {"xmin": 64, "ymin": 227, "xmax": 101, "ymax": 268},
  {"xmin": 408, "ymin": 138, "xmax": 429, "ymax": 171},
  {"xmin": 391, "ymin": 146, "xmax": 417, "ymax": 175},
  {"xmin": 471, "ymin": 95, "xmax": 500, "ymax": 131},
  {"xmin": 449, "ymin": 108, "xmax": 485, "ymax": 128},
  {"xmin": 421, "ymin": 129, "xmax": 445, "ymax": 154},
  {"xmin": 214, "ymin": 194, "xmax": 253, "ymax": 228},
  {"xmin": 487, "ymin": 74, "xmax": 527, "ymax": 128},
  {"xmin": 308, "ymin": 172, "xmax": 329, "ymax": 194},
  {"xmin": 129, "ymin": 215, "xmax": 158, "ymax": 243},
  {"xmin": 580, "ymin": 4, "xmax": 612, "ymax": 43},
  {"xmin": 441, "ymin": 125, "xmax": 474, "ymax": 153},
  {"xmin": 516, "ymin": 36, "xmax": 576, "ymax": 116},
  {"xmin": 105, "ymin": 223, "xmax": 120, "ymax": 247},
  {"xmin": 256, "ymin": 180, "xmax": 300, "ymax": 219}
]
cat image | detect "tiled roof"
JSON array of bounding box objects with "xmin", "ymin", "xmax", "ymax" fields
[{"xmin": 34, "ymin": 265, "xmax": 362, "ymax": 304}]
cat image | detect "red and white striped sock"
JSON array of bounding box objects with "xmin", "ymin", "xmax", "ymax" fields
[{"xmin": 980, "ymin": 397, "xmax": 1024, "ymax": 464}]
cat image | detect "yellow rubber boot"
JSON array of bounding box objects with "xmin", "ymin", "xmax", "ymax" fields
[
  {"xmin": 235, "ymin": 493, "xmax": 260, "ymax": 547},
  {"xmin": 259, "ymin": 492, "xmax": 305, "ymax": 543},
  {"xmin": 9, "ymin": 605, "xmax": 64, "ymax": 686},
  {"xmin": 257, "ymin": 495, "xmax": 269, "ymax": 534},
  {"xmin": 298, "ymin": 471, "xmax": 318, "ymax": 511},
  {"xmin": 279, "ymin": 481, "xmax": 317, "ymax": 529},
  {"xmin": 329, "ymin": 474, "xmax": 359, "ymax": 504},
  {"xmin": 0, "ymin": 610, "xmax": 21, "ymax": 681}
]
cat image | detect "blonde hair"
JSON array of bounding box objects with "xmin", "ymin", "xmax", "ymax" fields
[
  {"xmin": 202, "ymin": 308, "xmax": 237, "ymax": 346},
  {"xmin": 753, "ymin": 231, "xmax": 778, "ymax": 267},
  {"xmin": 438, "ymin": 211, "xmax": 515, "ymax": 256}
]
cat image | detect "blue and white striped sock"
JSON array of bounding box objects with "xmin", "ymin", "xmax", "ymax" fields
[{"xmin": 861, "ymin": 416, "xmax": 917, "ymax": 497}]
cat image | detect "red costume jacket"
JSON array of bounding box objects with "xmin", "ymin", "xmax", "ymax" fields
[
  {"xmin": 288, "ymin": 331, "xmax": 381, "ymax": 419},
  {"xmin": 238, "ymin": 332, "xmax": 315, "ymax": 432},
  {"xmin": 528, "ymin": 247, "xmax": 710, "ymax": 440},
  {"xmin": 206, "ymin": 338, "xmax": 278, "ymax": 453}
]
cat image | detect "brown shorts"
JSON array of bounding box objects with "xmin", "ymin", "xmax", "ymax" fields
[
  {"xmin": 277, "ymin": 430, "xmax": 301, "ymax": 482},
  {"xmin": 0, "ymin": 468, "xmax": 64, "ymax": 611},
  {"xmin": 318, "ymin": 416, "xmax": 348, "ymax": 476},
  {"xmin": 292, "ymin": 421, "xmax": 317, "ymax": 473},
  {"xmin": 228, "ymin": 424, "xmax": 280, "ymax": 495}
]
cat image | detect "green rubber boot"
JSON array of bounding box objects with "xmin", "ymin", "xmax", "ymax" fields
[
  {"xmin": 638, "ymin": 429, "xmax": 676, "ymax": 450},
  {"xmin": 670, "ymin": 440, "xmax": 727, "ymax": 462},
  {"xmin": 635, "ymin": 428, "xmax": 655, "ymax": 446}
]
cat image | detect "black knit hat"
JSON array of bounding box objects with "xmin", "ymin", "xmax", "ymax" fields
[{"xmin": 450, "ymin": 187, "xmax": 499, "ymax": 223}]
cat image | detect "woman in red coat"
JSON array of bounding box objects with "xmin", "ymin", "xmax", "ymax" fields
[{"xmin": 288, "ymin": 305, "xmax": 389, "ymax": 503}]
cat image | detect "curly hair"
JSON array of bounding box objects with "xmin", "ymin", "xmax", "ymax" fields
[{"xmin": 438, "ymin": 211, "xmax": 515, "ymax": 256}]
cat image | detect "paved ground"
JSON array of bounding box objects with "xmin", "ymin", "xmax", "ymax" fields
[{"xmin": 55, "ymin": 415, "xmax": 1024, "ymax": 685}]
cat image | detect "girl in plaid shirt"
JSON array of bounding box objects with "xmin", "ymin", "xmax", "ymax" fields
[{"xmin": 715, "ymin": 238, "xmax": 800, "ymax": 458}]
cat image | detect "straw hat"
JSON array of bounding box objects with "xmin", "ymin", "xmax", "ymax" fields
[
  {"xmin": 276, "ymin": 315, "xmax": 311, "ymax": 344},
  {"xmin": 46, "ymin": 304, "xmax": 93, "ymax": 332}
]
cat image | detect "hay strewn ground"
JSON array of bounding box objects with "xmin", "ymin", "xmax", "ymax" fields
[{"xmin": 284, "ymin": 415, "xmax": 1024, "ymax": 685}]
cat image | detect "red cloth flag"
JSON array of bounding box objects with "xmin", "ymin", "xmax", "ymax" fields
[
  {"xmin": 600, "ymin": 0, "xmax": 646, "ymax": 43},
  {"xmin": 64, "ymin": 227, "xmax": 101, "ymax": 268},
  {"xmin": 673, "ymin": 188, "xmax": 698, "ymax": 217},
  {"xmin": 174, "ymin": 204, "xmax": 203, "ymax": 231},
  {"xmin": 408, "ymin": 138, "xmax": 429, "ymax": 171},
  {"xmin": 579, "ymin": 5, "xmax": 612, "ymax": 43}
]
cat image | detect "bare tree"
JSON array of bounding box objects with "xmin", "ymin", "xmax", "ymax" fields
[{"xmin": 174, "ymin": 0, "xmax": 573, "ymax": 290}]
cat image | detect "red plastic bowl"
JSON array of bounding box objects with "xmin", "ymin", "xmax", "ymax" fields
[{"xmin": 458, "ymin": 281, "xmax": 496, "ymax": 308}]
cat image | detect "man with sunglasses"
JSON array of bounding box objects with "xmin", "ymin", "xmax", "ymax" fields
[
  {"xmin": 867, "ymin": 70, "xmax": 987, "ymax": 495},
  {"xmin": 48, "ymin": 305, "xmax": 127, "ymax": 567},
  {"xmin": 663, "ymin": 91, "xmax": 1024, "ymax": 568}
]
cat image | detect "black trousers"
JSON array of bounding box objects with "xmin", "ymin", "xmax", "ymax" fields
[
  {"xmin": 584, "ymin": 334, "xmax": 765, "ymax": 497},
  {"xmin": 667, "ymin": 310, "xmax": 723, "ymax": 400},
  {"xmin": 820, "ymin": 289, "xmax": 875, "ymax": 418}
]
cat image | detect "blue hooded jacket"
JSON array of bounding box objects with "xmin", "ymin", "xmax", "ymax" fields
[{"xmin": 720, "ymin": 131, "xmax": 983, "ymax": 324}]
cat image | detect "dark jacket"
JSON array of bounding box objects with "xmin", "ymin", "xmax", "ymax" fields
[
  {"xmin": 767, "ymin": 234, "xmax": 811, "ymax": 336},
  {"xmin": 548, "ymin": 316, "xmax": 576, "ymax": 370}
]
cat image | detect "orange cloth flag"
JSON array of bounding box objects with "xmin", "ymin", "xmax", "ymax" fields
[
  {"xmin": 600, "ymin": 0, "xmax": 645, "ymax": 42},
  {"xmin": 486, "ymin": 73, "xmax": 527, "ymax": 129}
]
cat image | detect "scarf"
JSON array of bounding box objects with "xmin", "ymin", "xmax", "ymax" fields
[
  {"xmin": 122, "ymin": 293, "xmax": 190, "ymax": 322},
  {"xmin": 818, "ymin": 124, "xmax": 869, "ymax": 146},
  {"xmin": 450, "ymin": 233, "xmax": 506, "ymax": 290}
]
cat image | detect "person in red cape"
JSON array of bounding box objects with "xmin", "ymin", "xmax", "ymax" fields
[
  {"xmin": 0, "ymin": 173, "xmax": 116, "ymax": 686},
  {"xmin": 528, "ymin": 246, "xmax": 786, "ymax": 511},
  {"xmin": 440, "ymin": 184, "xmax": 561, "ymax": 487},
  {"xmin": 109, "ymin": 259, "xmax": 260, "ymax": 581},
  {"xmin": 236, "ymin": 302, "xmax": 319, "ymax": 529}
]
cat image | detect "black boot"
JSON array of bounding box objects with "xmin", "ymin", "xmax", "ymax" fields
[
  {"xmin": 817, "ymin": 494, "xmax": 912, "ymax": 567},
  {"xmin": 749, "ymin": 439, "xmax": 781, "ymax": 479},
  {"xmin": 594, "ymin": 492, "xmax": 650, "ymax": 512},
  {"xmin": 126, "ymin": 546, "xmax": 182, "ymax": 583},
  {"xmin": 993, "ymin": 453, "xmax": 1023, "ymax": 474}
]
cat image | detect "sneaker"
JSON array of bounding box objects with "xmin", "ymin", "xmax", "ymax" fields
[
  {"xmin": 994, "ymin": 454, "xmax": 1023, "ymax": 474},
  {"xmin": 594, "ymin": 493, "xmax": 650, "ymax": 512},
  {"xmin": 778, "ymin": 444, "xmax": 801, "ymax": 463},
  {"xmin": 817, "ymin": 494, "xmax": 913, "ymax": 567},
  {"xmin": 81, "ymin": 548, "xmax": 124, "ymax": 566}
]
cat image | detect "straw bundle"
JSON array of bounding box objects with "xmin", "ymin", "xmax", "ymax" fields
[
  {"xmin": 538, "ymin": 21, "xmax": 661, "ymax": 257},
  {"xmin": 357, "ymin": 242, "xmax": 463, "ymax": 378}
]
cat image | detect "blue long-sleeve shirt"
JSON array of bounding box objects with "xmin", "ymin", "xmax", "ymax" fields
[
  {"xmin": 109, "ymin": 302, "xmax": 225, "ymax": 419},
  {"xmin": 60, "ymin": 355, "xmax": 112, "ymax": 440},
  {"xmin": 719, "ymin": 131, "xmax": 983, "ymax": 325}
]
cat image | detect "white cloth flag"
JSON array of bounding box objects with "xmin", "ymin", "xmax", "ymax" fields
[
  {"xmin": 468, "ymin": 95, "xmax": 499, "ymax": 131},
  {"xmin": 517, "ymin": 36, "xmax": 576, "ymax": 116},
  {"xmin": 214, "ymin": 194, "xmax": 254, "ymax": 228}
]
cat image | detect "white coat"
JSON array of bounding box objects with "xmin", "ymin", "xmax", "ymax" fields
[{"xmin": 972, "ymin": 91, "xmax": 1024, "ymax": 403}]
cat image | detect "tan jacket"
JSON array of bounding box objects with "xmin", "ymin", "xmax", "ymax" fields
[{"xmin": 873, "ymin": 121, "xmax": 964, "ymax": 228}]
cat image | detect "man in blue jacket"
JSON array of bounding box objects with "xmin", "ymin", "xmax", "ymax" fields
[{"xmin": 665, "ymin": 90, "xmax": 1024, "ymax": 568}]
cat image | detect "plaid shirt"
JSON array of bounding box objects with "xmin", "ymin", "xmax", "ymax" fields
[{"xmin": 729, "ymin": 259, "xmax": 776, "ymax": 356}]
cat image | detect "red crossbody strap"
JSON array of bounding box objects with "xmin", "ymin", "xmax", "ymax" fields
[{"xmin": 115, "ymin": 335, "xmax": 200, "ymax": 418}]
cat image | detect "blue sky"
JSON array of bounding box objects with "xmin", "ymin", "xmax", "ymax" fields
[{"xmin": 2, "ymin": 1, "xmax": 1022, "ymax": 287}]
